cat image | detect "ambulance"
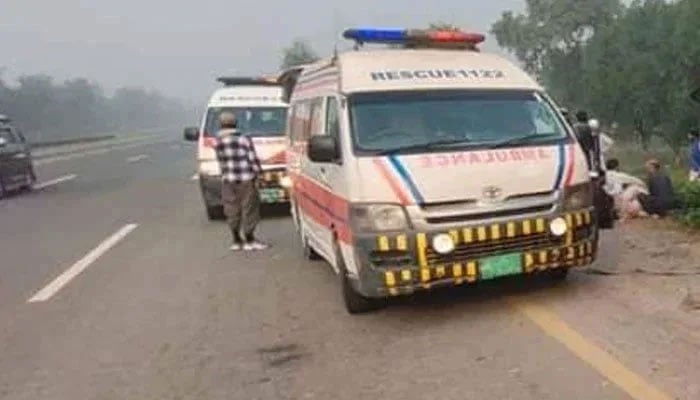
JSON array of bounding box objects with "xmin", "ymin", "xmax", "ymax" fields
[
  {"xmin": 281, "ymin": 28, "xmax": 608, "ymax": 314},
  {"xmin": 184, "ymin": 77, "xmax": 291, "ymax": 220}
]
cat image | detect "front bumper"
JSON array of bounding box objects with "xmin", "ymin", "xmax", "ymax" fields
[
  {"xmin": 198, "ymin": 170, "xmax": 291, "ymax": 206},
  {"xmin": 351, "ymin": 209, "xmax": 598, "ymax": 298}
]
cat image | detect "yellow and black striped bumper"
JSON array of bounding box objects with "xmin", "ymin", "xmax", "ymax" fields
[{"xmin": 359, "ymin": 209, "xmax": 596, "ymax": 297}]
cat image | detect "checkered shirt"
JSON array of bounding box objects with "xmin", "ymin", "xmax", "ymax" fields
[{"xmin": 214, "ymin": 129, "xmax": 262, "ymax": 183}]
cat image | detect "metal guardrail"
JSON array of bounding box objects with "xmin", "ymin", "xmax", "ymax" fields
[{"xmin": 30, "ymin": 135, "xmax": 115, "ymax": 149}]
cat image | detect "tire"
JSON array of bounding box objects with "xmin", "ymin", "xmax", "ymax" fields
[
  {"xmin": 205, "ymin": 204, "xmax": 225, "ymax": 221},
  {"xmin": 547, "ymin": 268, "xmax": 570, "ymax": 282},
  {"xmin": 0, "ymin": 179, "xmax": 5, "ymax": 199},
  {"xmin": 22, "ymin": 168, "xmax": 35, "ymax": 191},
  {"xmin": 301, "ymin": 227, "xmax": 322, "ymax": 261},
  {"xmin": 337, "ymin": 245, "xmax": 386, "ymax": 314}
]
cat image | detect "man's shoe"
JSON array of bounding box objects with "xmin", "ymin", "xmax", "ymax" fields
[
  {"xmin": 243, "ymin": 240, "xmax": 269, "ymax": 251},
  {"xmin": 229, "ymin": 242, "xmax": 243, "ymax": 251}
]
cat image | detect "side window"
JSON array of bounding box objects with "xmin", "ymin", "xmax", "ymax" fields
[
  {"xmin": 326, "ymin": 97, "xmax": 340, "ymax": 139},
  {"xmin": 309, "ymin": 98, "xmax": 324, "ymax": 137}
]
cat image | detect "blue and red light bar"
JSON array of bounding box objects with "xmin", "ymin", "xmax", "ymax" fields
[{"xmin": 342, "ymin": 27, "xmax": 485, "ymax": 47}]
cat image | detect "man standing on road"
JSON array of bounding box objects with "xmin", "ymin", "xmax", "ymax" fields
[
  {"xmin": 572, "ymin": 110, "xmax": 595, "ymax": 170},
  {"xmin": 214, "ymin": 112, "xmax": 268, "ymax": 251}
]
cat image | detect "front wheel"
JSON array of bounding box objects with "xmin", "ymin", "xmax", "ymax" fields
[{"xmin": 336, "ymin": 245, "xmax": 386, "ymax": 314}]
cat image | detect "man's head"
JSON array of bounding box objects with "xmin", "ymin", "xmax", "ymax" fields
[
  {"xmin": 576, "ymin": 110, "xmax": 589, "ymax": 123},
  {"xmin": 219, "ymin": 112, "xmax": 237, "ymax": 129},
  {"xmin": 606, "ymin": 158, "xmax": 619, "ymax": 171},
  {"xmin": 645, "ymin": 158, "xmax": 661, "ymax": 173}
]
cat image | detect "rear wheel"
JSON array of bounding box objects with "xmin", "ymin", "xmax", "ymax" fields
[
  {"xmin": 301, "ymin": 226, "xmax": 322, "ymax": 261},
  {"xmin": 205, "ymin": 204, "xmax": 225, "ymax": 221},
  {"xmin": 0, "ymin": 178, "xmax": 5, "ymax": 199}
]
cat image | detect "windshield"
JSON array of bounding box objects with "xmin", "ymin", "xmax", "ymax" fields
[
  {"xmin": 349, "ymin": 90, "xmax": 568, "ymax": 154},
  {"xmin": 204, "ymin": 106, "xmax": 286, "ymax": 137}
]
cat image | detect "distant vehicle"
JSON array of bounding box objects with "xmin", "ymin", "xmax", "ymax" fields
[
  {"xmin": 184, "ymin": 77, "xmax": 290, "ymax": 220},
  {"xmin": 0, "ymin": 122, "xmax": 35, "ymax": 198},
  {"xmin": 284, "ymin": 27, "xmax": 606, "ymax": 314}
]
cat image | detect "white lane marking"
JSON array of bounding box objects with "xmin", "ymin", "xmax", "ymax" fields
[
  {"xmin": 34, "ymin": 138, "xmax": 172, "ymax": 166},
  {"xmin": 126, "ymin": 154, "xmax": 149, "ymax": 163},
  {"xmin": 191, "ymin": 173, "xmax": 199, "ymax": 181},
  {"xmin": 33, "ymin": 174, "xmax": 77, "ymax": 189},
  {"xmin": 28, "ymin": 224, "xmax": 139, "ymax": 303}
]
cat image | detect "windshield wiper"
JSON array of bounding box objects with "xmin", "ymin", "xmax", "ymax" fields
[
  {"xmin": 377, "ymin": 139, "xmax": 473, "ymax": 155},
  {"xmin": 487, "ymin": 133, "xmax": 561, "ymax": 149}
]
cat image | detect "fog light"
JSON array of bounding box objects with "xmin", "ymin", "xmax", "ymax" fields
[
  {"xmin": 432, "ymin": 234, "xmax": 455, "ymax": 254},
  {"xmin": 279, "ymin": 176, "xmax": 292, "ymax": 188},
  {"xmin": 549, "ymin": 217, "xmax": 568, "ymax": 236}
]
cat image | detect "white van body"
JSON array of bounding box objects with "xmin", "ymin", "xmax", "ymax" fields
[
  {"xmin": 194, "ymin": 82, "xmax": 289, "ymax": 219},
  {"xmin": 285, "ymin": 44, "xmax": 598, "ymax": 312}
]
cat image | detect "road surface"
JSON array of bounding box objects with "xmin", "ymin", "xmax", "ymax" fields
[{"xmin": 0, "ymin": 131, "xmax": 698, "ymax": 399}]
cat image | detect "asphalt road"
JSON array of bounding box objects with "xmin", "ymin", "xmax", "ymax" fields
[{"xmin": 0, "ymin": 133, "xmax": 698, "ymax": 399}]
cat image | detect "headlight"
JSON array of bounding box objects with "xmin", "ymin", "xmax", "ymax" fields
[
  {"xmin": 279, "ymin": 176, "xmax": 292, "ymax": 188},
  {"xmin": 350, "ymin": 204, "xmax": 410, "ymax": 232},
  {"xmin": 563, "ymin": 182, "xmax": 593, "ymax": 210},
  {"xmin": 199, "ymin": 160, "xmax": 221, "ymax": 176}
]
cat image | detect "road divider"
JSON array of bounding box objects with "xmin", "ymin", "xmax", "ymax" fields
[
  {"xmin": 33, "ymin": 174, "xmax": 77, "ymax": 190},
  {"xmin": 28, "ymin": 224, "xmax": 139, "ymax": 303}
]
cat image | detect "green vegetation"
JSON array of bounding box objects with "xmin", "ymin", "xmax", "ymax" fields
[
  {"xmin": 491, "ymin": 0, "xmax": 700, "ymax": 226},
  {"xmin": 0, "ymin": 73, "xmax": 190, "ymax": 142},
  {"xmin": 491, "ymin": 0, "xmax": 699, "ymax": 155}
]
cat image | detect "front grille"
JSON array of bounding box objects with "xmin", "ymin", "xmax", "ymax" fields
[
  {"xmin": 425, "ymin": 204, "xmax": 554, "ymax": 224},
  {"xmin": 425, "ymin": 232, "xmax": 558, "ymax": 264}
]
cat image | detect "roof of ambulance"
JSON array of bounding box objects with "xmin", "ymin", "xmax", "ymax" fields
[
  {"xmin": 207, "ymin": 85, "xmax": 287, "ymax": 108},
  {"xmin": 301, "ymin": 48, "xmax": 542, "ymax": 93}
]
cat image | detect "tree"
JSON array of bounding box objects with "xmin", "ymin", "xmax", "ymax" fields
[
  {"xmin": 281, "ymin": 39, "xmax": 319, "ymax": 70},
  {"xmin": 491, "ymin": 0, "xmax": 623, "ymax": 105}
]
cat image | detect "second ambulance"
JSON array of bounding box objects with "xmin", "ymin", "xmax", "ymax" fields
[
  {"xmin": 184, "ymin": 77, "xmax": 291, "ymax": 220},
  {"xmin": 282, "ymin": 28, "xmax": 603, "ymax": 314}
]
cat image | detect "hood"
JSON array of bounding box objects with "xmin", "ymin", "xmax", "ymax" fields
[
  {"xmin": 357, "ymin": 144, "xmax": 587, "ymax": 205},
  {"xmin": 251, "ymin": 136, "xmax": 287, "ymax": 168}
]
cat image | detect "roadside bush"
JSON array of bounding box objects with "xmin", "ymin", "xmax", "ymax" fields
[{"xmin": 676, "ymin": 180, "xmax": 700, "ymax": 228}]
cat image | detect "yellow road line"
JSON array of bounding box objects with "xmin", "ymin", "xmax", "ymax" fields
[{"xmin": 509, "ymin": 298, "xmax": 673, "ymax": 400}]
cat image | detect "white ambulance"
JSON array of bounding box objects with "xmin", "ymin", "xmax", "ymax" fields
[
  {"xmin": 184, "ymin": 77, "xmax": 291, "ymax": 220},
  {"xmin": 281, "ymin": 28, "xmax": 608, "ymax": 314}
]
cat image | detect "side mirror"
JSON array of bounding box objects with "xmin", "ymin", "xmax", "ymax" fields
[
  {"xmin": 0, "ymin": 137, "xmax": 7, "ymax": 147},
  {"xmin": 183, "ymin": 127, "xmax": 199, "ymax": 141},
  {"xmin": 308, "ymin": 135, "xmax": 339, "ymax": 163}
]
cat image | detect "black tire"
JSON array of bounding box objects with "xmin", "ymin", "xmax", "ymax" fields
[
  {"xmin": 0, "ymin": 178, "xmax": 5, "ymax": 199},
  {"xmin": 22, "ymin": 168, "xmax": 35, "ymax": 191},
  {"xmin": 547, "ymin": 268, "xmax": 570, "ymax": 282},
  {"xmin": 337, "ymin": 246, "xmax": 386, "ymax": 314},
  {"xmin": 205, "ymin": 204, "xmax": 225, "ymax": 221},
  {"xmin": 302, "ymin": 231, "xmax": 323, "ymax": 261}
]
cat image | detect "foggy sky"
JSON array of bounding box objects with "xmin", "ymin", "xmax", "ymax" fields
[{"xmin": 1, "ymin": 0, "xmax": 523, "ymax": 104}]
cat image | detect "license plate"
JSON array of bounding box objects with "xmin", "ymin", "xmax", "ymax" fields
[
  {"xmin": 259, "ymin": 188, "xmax": 285, "ymax": 202},
  {"xmin": 479, "ymin": 253, "xmax": 523, "ymax": 280}
]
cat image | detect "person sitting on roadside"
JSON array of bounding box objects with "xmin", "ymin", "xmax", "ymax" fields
[
  {"xmin": 637, "ymin": 158, "xmax": 677, "ymax": 218},
  {"xmin": 604, "ymin": 158, "xmax": 649, "ymax": 221}
]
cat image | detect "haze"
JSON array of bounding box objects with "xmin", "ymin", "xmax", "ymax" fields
[{"xmin": 1, "ymin": 0, "xmax": 522, "ymax": 104}]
